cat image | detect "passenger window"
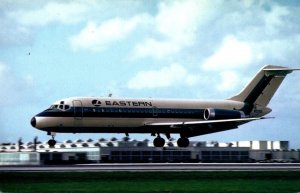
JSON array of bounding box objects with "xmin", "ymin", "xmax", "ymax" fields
[{"xmin": 59, "ymin": 105, "xmax": 64, "ymax": 109}]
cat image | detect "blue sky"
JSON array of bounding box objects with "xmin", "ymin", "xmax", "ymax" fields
[{"xmin": 1, "ymin": 0, "xmax": 300, "ymax": 147}]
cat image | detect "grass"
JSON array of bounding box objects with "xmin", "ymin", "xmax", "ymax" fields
[{"xmin": 1, "ymin": 171, "xmax": 300, "ymax": 192}]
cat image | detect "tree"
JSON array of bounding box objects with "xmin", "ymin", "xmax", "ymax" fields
[
  {"xmin": 33, "ymin": 136, "xmax": 38, "ymax": 152},
  {"xmin": 18, "ymin": 138, "xmax": 23, "ymax": 152},
  {"xmin": 107, "ymin": 142, "xmax": 114, "ymax": 147},
  {"xmin": 111, "ymin": 137, "xmax": 118, "ymax": 141},
  {"xmin": 99, "ymin": 138, "xmax": 106, "ymax": 142},
  {"xmin": 122, "ymin": 136, "xmax": 130, "ymax": 142}
]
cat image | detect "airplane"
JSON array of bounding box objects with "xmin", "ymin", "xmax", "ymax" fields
[{"xmin": 31, "ymin": 65, "xmax": 299, "ymax": 148}]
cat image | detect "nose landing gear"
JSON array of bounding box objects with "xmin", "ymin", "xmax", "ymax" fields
[
  {"xmin": 48, "ymin": 138, "xmax": 56, "ymax": 148},
  {"xmin": 47, "ymin": 131, "xmax": 57, "ymax": 148}
]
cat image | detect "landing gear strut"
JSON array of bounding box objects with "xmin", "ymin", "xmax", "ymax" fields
[
  {"xmin": 47, "ymin": 132, "xmax": 56, "ymax": 148},
  {"xmin": 153, "ymin": 134, "xmax": 165, "ymax": 147}
]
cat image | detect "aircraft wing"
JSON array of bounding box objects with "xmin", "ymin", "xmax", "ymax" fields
[
  {"xmin": 145, "ymin": 117, "xmax": 271, "ymax": 137},
  {"xmin": 146, "ymin": 117, "xmax": 268, "ymax": 126}
]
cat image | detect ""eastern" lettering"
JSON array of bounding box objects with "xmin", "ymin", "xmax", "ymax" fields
[{"xmin": 104, "ymin": 100, "xmax": 152, "ymax": 107}]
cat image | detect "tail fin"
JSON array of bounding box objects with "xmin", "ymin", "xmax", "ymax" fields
[{"xmin": 230, "ymin": 65, "xmax": 299, "ymax": 113}]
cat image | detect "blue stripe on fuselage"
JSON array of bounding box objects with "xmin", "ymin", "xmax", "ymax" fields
[{"xmin": 36, "ymin": 107, "xmax": 205, "ymax": 119}]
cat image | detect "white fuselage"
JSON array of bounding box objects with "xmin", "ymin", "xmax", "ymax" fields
[{"xmin": 31, "ymin": 96, "xmax": 269, "ymax": 134}]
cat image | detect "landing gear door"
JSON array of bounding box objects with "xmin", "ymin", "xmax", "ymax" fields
[{"xmin": 73, "ymin": 100, "xmax": 83, "ymax": 120}]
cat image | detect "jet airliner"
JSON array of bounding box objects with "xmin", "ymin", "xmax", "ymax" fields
[{"xmin": 31, "ymin": 65, "xmax": 299, "ymax": 147}]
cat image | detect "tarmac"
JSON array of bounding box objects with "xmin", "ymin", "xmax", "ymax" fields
[{"xmin": 1, "ymin": 163, "xmax": 300, "ymax": 172}]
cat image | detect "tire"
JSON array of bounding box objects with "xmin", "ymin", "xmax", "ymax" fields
[
  {"xmin": 177, "ymin": 137, "xmax": 189, "ymax": 147},
  {"xmin": 153, "ymin": 137, "xmax": 165, "ymax": 147},
  {"xmin": 48, "ymin": 139, "xmax": 56, "ymax": 147}
]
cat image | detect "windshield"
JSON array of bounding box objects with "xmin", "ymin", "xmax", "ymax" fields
[
  {"xmin": 48, "ymin": 101, "xmax": 70, "ymax": 111},
  {"xmin": 49, "ymin": 105, "xmax": 59, "ymax": 109}
]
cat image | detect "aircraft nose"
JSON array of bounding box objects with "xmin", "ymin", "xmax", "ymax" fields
[{"xmin": 31, "ymin": 117, "xmax": 36, "ymax": 128}]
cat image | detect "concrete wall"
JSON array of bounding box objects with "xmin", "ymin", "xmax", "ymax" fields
[{"xmin": 0, "ymin": 152, "xmax": 40, "ymax": 165}]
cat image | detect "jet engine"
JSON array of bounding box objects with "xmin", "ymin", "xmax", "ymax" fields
[{"xmin": 204, "ymin": 108, "xmax": 245, "ymax": 120}]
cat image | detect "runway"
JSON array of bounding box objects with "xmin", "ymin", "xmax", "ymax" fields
[{"xmin": 1, "ymin": 163, "xmax": 300, "ymax": 172}]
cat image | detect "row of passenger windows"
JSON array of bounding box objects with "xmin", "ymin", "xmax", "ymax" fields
[
  {"xmin": 82, "ymin": 108, "xmax": 203, "ymax": 114},
  {"xmin": 48, "ymin": 104, "xmax": 203, "ymax": 114}
]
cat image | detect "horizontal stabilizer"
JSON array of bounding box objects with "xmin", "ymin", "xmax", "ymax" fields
[{"xmin": 263, "ymin": 67, "xmax": 300, "ymax": 76}]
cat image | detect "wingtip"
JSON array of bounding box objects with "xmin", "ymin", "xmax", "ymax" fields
[{"xmin": 261, "ymin": 116, "xmax": 275, "ymax": 119}]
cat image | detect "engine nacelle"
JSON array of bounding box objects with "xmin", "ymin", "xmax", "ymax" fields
[{"xmin": 204, "ymin": 108, "xmax": 245, "ymax": 120}]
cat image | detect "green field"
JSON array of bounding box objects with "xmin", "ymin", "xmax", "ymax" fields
[{"xmin": 1, "ymin": 171, "xmax": 300, "ymax": 192}]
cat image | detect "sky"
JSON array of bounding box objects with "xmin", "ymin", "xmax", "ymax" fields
[{"xmin": 0, "ymin": 0, "xmax": 300, "ymax": 147}]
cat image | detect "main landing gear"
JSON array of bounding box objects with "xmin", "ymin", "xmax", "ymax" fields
[
  {"xmin": 177, "ymin": 137, "xmax": 189, "ymax": 148},
  {"xmin": 152, "ymin": 134, "xmax": 190, "ymax": 148},
  {"xmin": 47, "ymin": 131, "xmax": 56, "ymax": 148},
  {"xmin": 153, "ymin": 136, "xmax": 165, "ymax": 147}
]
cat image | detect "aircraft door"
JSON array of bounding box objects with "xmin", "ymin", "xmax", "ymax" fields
[
  {"xmin": 152, "ymin": 106, "xmax": 158, "ymax": 117},
  {"xmin": 73, "ymin": 100, "xmax": 83, "ymax": 120}
]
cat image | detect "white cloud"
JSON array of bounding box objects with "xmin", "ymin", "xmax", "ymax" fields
[
  {"xmin": 264, "ymin": 5, "xmax": 289, "ymax": 35},
  {"xmin": 1, "ymin": 0, "xmax": 147, "ymax": 46},
  {"xmin": 127, "ymin": 63, "xmax": 199, "ymax": 89},
  {"xmin": 255, "ymin": 35, "xmax": 300, "ymax": 63},
  {"xmin": 202, "ymin": 36, "xmax": 253, "ymax": 71},
  {"xmin": 155, "ymin": 0, "xmax": 205, "ymax": 42},
  {"xmin": 131, "ymin": 1, "xmax": 297, "ymax": 63},
  {"xmin": 133, "ymin": 38, "xmax": 180, "ymax": 59},
  {"xmin": 8, "ymin": 1, "xmax": 89, "ymax": 26},
  {"xmin": 132, "ymin": 0, "xmax": 216, "ymax": 60},
  {"xmin": 70, "ymin": 16, "xmax": 146, "ymax": 51},
  {"xmin": 217, "ymin": 71, "xmax": 239, "ymax": 91}
]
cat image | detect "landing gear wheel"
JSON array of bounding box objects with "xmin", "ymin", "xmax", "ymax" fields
[
  {"xmin": 48, "ymin": 139, "xmax": 56, "ymax": 148},
  {"xmin": 153, "ymin": 137, "xmax": 165, "ymax": 147},
  {"xmin": 47, "ymin": 131, "xmax": 56, "ymax": 148},
  {"xmin": 177, "ymin": 137, "xmax": 189, "ymax": 147}
]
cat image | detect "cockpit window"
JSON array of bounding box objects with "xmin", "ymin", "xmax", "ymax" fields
[
  {"xmin": 49, "ymin": 105, "xmax": 58, "ymax": 109},
  {"xmin": 48, "ymin": 103, "xmax": 70, "ymax": 111}
]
